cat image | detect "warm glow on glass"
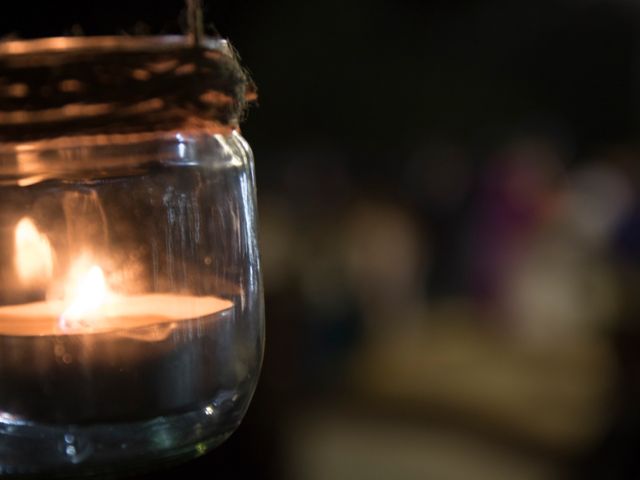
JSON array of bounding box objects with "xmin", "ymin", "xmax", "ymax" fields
[{"xmin": 14, "ymin": 217, "xmax": 53, "ymax": 285}]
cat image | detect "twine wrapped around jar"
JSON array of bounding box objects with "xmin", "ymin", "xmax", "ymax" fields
[{"xmin": 0, "ymin": 36, "xmax": 256, "ymax": 142}]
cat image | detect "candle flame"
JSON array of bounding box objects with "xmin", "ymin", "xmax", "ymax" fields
[
  {"xmin": 60, "ymin": 265, "xmax": 108, "ymax": 330},
  {"xmin": 14, "ymin": 217, "xmax": 53, "ymax": 285}
]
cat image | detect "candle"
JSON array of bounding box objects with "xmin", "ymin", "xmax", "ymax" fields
[
  {"xmin": 0, "ymin": 218, "xmax": 236, "ymax": 424},
  {"xmin": 0, "ymin": 291, "xmax": 232, "ymax": 337}
]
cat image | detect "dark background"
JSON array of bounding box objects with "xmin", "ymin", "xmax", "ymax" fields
[{"xmin": 3, "ymin": 1, "xmax": 640, "ymax": 478}]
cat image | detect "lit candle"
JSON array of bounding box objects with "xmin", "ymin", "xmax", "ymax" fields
[
  {"xmin": 0, "ymin": 266, "xmax": 232, "ymax": 337},
  {"xmin": 0, "ymin": 218, "xmax": 234, "ymax": 423}
]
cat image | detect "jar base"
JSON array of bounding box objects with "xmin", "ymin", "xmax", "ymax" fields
[{"xmin": 0, "ymin": 389, "xmax": 249, "ymax": 477}]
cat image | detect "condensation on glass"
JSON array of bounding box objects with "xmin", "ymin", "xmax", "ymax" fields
[{"xmin": 0, "ymin": 36, "xmax": 263, "ymax": 476}]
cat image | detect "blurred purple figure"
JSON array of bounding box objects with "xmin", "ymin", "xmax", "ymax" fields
[{"xmin": 468, "ymin": 136, "xmax": 562, "ymax": 314}]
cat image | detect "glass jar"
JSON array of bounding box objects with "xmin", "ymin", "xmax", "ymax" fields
[{"xmin": 0, "ymin": 36, "xmax": 263, "ymax": 476}]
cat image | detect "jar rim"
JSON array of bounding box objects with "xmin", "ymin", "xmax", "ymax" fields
[{"xmin": 0, "ymin": 35, "xmax": 231, "ymax": 57}]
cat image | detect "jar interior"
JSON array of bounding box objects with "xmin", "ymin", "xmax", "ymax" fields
[{"xmin": 0, "ymin": 129, "xmax": 263, "ymax": 474}]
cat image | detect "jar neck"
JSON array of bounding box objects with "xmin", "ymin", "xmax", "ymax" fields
[{"xmin": 0, "ymin": 127, "xmax": 238, "ymax": 185}]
